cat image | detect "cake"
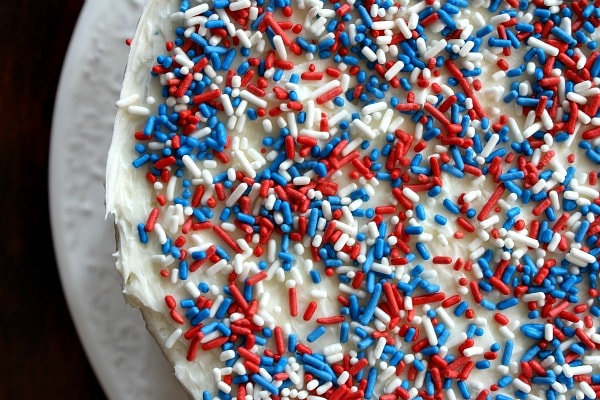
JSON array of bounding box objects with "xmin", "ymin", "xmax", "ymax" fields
[{"xmin": 106, "ymin": 0, "xmax": 600, "ymax": 398}]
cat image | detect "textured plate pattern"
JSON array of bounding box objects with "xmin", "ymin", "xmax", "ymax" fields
[{"xmin": 49, "ymin": 0, "xmax": 187, "ymax": 398}]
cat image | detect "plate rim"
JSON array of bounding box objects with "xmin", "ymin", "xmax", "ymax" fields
[{"xmin": 49, "ymin": 1, "xmax": 128, "ymax": 399}]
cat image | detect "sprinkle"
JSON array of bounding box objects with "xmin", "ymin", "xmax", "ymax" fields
[
  {"xmin": 118, "ymin": 1, "xmax": 600, "ymax": 398},
  {"xmin": 127, "ymin": 105, "xmax": 151, "ymax": 116},
  {"xmin": 164, "ymin": 328, "xmax": 183, "ymax": 349}
]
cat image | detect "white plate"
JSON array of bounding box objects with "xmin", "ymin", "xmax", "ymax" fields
[{"xmin": 49, "ymin": 0, "xmax": 187, "ymax": 398}]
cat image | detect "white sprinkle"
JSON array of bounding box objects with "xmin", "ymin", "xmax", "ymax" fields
[
  {"xmin": 435, "ymin": 306, "xmax": 455, "ymax": 328},
  {"xmin": 185, "ymin": 281, "xmax": 201, "ymax": 298},
  {"xmin": 548, "ymin": 232, "xmax": 562, "ymax": 252},
  {"xmin": 233, "ymin": 151, "xmax": 256, "ymax": 178},
  {"xmin": 512, "ymin": 378, "xmax": 531, "ymax": 393},
  {"xmin": 192, "ymin": 126, "xmax": 212, "ymax": 139},
  {"xmin": 367, "ymin": 221, "xmax": 380, "ymax": 238},
  {"xmin": 463, "ymin": 346, "xmax": 483, "ymax": 357},
  {"xmin": 273, "ymin": 35, "xmax": 287, "ymax": 60},
  {"xmin": 527, "ymin": 37, "xmax": 559, "ymax": 56},
  {"xmin": 293, "ymin": 176, "xmax": 311, "ymax": 186},
  {"xmin": 490, "ymin": 13, "xmax": 510, "ymax": 25},
  {"xmin": 164, "ymin": 328, "xmax": 183, "ymax": 349},
  {"xmin": 328, "ymin": 109, "xmax": 350, "ymax": 129},
  {"xmin": 506, "ymin": 231, "xmax": 539, "ymax": 249},
  {"xmin": 310, "ymin": 289, "xmax": 328, "ymax": 299},
  {"xmin": 549, "ymin": 190, "xmax": 560, "ymax": 211},
  {"xmin": 584, "ymin": 355, "xmax": 600, "ymax": 364},
  {"xmin": 286, "ymin": 112, "xmax": 299, "ymax": 138},
  {"xmin": 479, "ymin": 215, "xmax": 500, "ymax": 230},
  {"xmin": 499, "ymin": 325, "xmax": 515, "ymax": 339},
  {"xmin": 373, "ymin": 337, "xmax": 387, "ymax": 360},
  {"xmin": 127, "ymin": 105, "xmax": 150, "ymax": 116},
  {"xmin": 321, "ymin": 343, "xmax": 343, "ymax": 356},
  {"xmin": 544, "ymin": 323, "xmax": 554, "ymax": 341},
  {"xmin": 309, "ymin": 80, "xmax": 341, "ymax": 100},
  {"xmin": 186, "ymin": 4, "xmax": 210, "ymax": 19},
  {"xmin": 219, "ymin": 350, "xmax": 236, "ymax": 362},
  {"xmin": 459, "ymin": 40, "xmax": 475, "ymax": 57},
  {"xmin": 580, "ymin": 381, "xmax": 596, "ymax": 399},
  {"xmin": 239, "ymin": 89, "xmax": 267, "ymax": 108},
  {"xmin": 352, "ymin": 118, "xmax": 378, "ymax": 139},
  {"xmin": 481, "ymin": 134, "xmax": 500, "ymax": 158},
  {"xmin": 570, "ymin": 365, "xmax": 593, "ymax": 376},
  {"xmin": 153, "ymin": 223, "xmax": 168, "ymax": 245},
  {"xmin": 551, "ymin": 381, "xmax": 566, "ymax": 394},
  {"xmin": 575, "ymin": 185, "xmax": 600, "ymax": 199},
  {"xmin": 423, "ymin": 317, "xmax": 438, "ymax": 346},
  {"xmin": 362, "ymin": 101, "xmax": 388, "ymax": 115},
  {"xmin": 402, "ymin": 187, "xmax": 419, "ymax": 203},
  {"xmin": 226, "ymin": 182, "xmax": 249, "ymax": 207},
  {"xmin": 201, "ymin": 168, "xmax": 213, "ymax": 185},
  {"xmin": 217, "ymin": 381, "xmax": 231, "ymax": 394},
  {"xmin": 383, "ymin": 60, "xmax": 405, "ymax": 82},
  {"xmin": 566, "ymin": 91, "xmax": 588, "ymax": 105},
  {"xmin": 297, "ymin": 128, "xmax": 329, "ymax": 140},
  {"xmin": 166, "ymin": 175, "xmax": 178, "ymax": 200},
  {"xmin": 116, "ymin": 93, "xmax": 140, "ymax": 108},
  {"xmin": 371, "ymin": 262, "xmax": 392, "ymax": 275},
  {"xmin": 182, "ymin": 155, "xmax": 202, "ymax": 178},
  {"xmin": 567, "ymin": 247, "xmax": 596, "ymax": 266},
  {"xmin": 226, "ymin": 168, "xmax": 237, "ymax": 183},
  {"xmin": 361, "ymin": 46, "xmax": 378, "ymax": 62},
  {"xmin": 206, "ymin": 259, "xmax": 229, "ymax": 275},
  {"xmin": 423, "ymin": 39, "xmax": 447, "ymax": 60},
  {"xmin": 371, "ymin": 20, "xmax": 396, "ymax": 30},
  {"xmin": 229, "ymin": 0, "xmax": 251, "ymax": 11},
  {"xmin": 174, "ymin": 53, "xmax": 195, "ymax": 69},
  {"xmin": 203, "ymin": 159, "xmax": 217, "ymax": 169},
  {"xmin": 220, "ymin": 93, "xmax": 234, "ymax": 116}
]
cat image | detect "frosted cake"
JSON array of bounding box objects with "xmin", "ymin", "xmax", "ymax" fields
[{"xmin": 106, "ymin": 0, "xmax": 600, "ymax": 398}]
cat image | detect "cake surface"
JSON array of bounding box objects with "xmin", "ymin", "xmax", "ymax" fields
[{"xmin": 107, "ymin": 0, "xmax": 600, "ymax": 398}]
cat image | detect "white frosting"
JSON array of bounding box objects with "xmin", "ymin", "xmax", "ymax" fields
[
  {"xmin": 107, "ymin": 0, "xmax": 600, "ymax": 398},
  {"xmin": 107, "ymin": 1, "xmax": 216, "ymax": 396}
]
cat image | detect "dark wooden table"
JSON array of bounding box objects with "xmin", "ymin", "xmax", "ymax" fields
[{"xmin": 1, "ymin": 1, "xmax": 106, "ymax": 398}]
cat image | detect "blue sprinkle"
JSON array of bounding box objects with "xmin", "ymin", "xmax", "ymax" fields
[
  {"xmin": 520, "ymin": 323, "xmax": 545, "ymax": 340},
  {"xmin": 496, "ymin": 297, "xmax": 519, "ymax": 310},
  {"xmin": 356, "ymin": 5, "xmax": 373, "ymax": 27},
  {"xmin": 416, "ymin": 242, "xmax": 430, "ymax": 260},
  {"xmin": 307, "ymin": 326, "xmax": 327, "ymax": 342},
  {"xmin": 551, "ymin": 26, "xmax": 577, "ymax": 46},
  {"xmin": 287, "ymin": 333, "xmax": 297, "ymax": 352},
  {"xmin": 251, "ymin": 374, "xmax": 278, "ymax": 395},
  {"xmin": 434, "ymin": 214, "xmax": 447, "ymax": 225},
  {"xmin": 360, "ymin": 283, "xmax": 382, "ymax": 325},
  {"xmin": 457, "ymin": 380, "xmax": 470, "ymax": 399},
  {"xmin": 179, "ymin": 261, "xmax": 189, "ymax": 280},
  {"xmin": 415, "ymin": 204, "xmax": 426, "ymax": 221},
  {"xmin": 443, "ymin": 198, "xmax": 460, "ymax": 214},
  {"xmin": 522, "ymin": 345, "xmax": 541, "ymax": 362},
  {"xmin": 303, "ymin": 363, "xmax": 333, "ymax": 381},
  {"xmin": 181, "ymin": 299, "xmax": 195, "ymax": 308},
  {"xmin": 137, "ymin": 224, "xmax": 148, "ymax": 243},
  {"xmin": 498, "ymin": 375, "xmax": 513, "ymax": 388},
  {"xmin": 454, "ymin": 301, "xmax": 468, "ymax": 317},
  {"xmin": 405, "ymin": 226, "xmax": 424, "ymax": 235},
  {"xmin": 190, "ymin": 308, "xmax": 210, "ymax": 326},
  {"xmin": 365, "ymin": 368, "xmax": 378, "ymax": 399},
  {"xmin": 132, "ymin": 154, "xmax": 151, "ymax": 168}
]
